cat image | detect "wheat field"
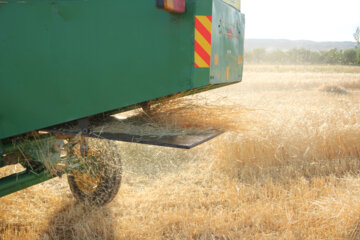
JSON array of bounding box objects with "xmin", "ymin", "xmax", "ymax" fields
[{"xmin": 1, "ymin": 65, "xmax": 360, "ymax": 239}]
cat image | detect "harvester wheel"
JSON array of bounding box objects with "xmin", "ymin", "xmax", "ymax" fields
[{"xmin": 67, "ymin": 138, "xmax": 122, "ymax": 206}]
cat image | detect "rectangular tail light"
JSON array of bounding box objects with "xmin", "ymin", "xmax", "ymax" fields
[{"xmin": 156, "ymin": 0, "xmax": 185, "ymax": 13}]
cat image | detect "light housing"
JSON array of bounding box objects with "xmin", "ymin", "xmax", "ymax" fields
[{"xmin": 156, "ymin": 0, "xmax": 185, "ymax": 13}]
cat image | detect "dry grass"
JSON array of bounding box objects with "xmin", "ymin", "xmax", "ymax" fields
[
  {"xmin": 91, "ymin": 96, "xmax": 250, "ymax": 138},
  {"xmin": 144, "ymin": 96, "xmax": 251, "ymax": 133},
  {"xmin": 318, "ymin": 84, "xmax": 349, "ymax": 95},
  {"xmin": 245, "ymin": 64, "xmax": 360, "ymax": 73},
  {"xmin": 1, "ymin": 64, "xmax": 360, "ymax": 239}
]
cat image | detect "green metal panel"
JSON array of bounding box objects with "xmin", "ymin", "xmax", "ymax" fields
[
  {"xmin": 0, "ymin": 0, "xmax": 244, "ymax": 140},
  {"xmin": 0, "ymin": 135, "xmax": 64, "ymax": 197},
  {"xmin": 0, "ymin": 170, "xmax": 54, "ymax": 197},
  {"xmin": 210, "ymin": 0, "xmax": 245, "ymax": 84},
  {"xmin": 0, "ymin": 141, "xmax": 3, "ymax": 167}
]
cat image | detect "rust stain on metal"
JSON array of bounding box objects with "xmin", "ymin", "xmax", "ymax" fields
[
  {"xmin": 226, "ymin": 66, "xmax": 230, "ymax": 80},
  {"xmin": 238, "ymin": 55, "xmax": 242, "ymax": 65},
  {"xmin": 214, "ymin": 54, "xmax": 219, "ymax": 65}
]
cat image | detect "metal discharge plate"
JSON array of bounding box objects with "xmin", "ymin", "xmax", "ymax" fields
[{"xmin": 44, "ymin": 116, "xmax": 222, "ymax": 149}]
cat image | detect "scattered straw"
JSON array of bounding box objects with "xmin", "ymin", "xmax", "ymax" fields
[
  {"xmin": 1, "ymin": 65, "xmax": 360, "ymax": 239},
  {"xmin": 144, "ymin": 96, "xmax": 251, "ymax": 133},
  {"xmin": 89, "ymin": 95, "xmax": 252, "ymax": 138}
]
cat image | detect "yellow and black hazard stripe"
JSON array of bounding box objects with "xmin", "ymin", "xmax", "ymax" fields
[{"xmin": 194, "ymin": 16, "xmax": 212, "ymax": 68}]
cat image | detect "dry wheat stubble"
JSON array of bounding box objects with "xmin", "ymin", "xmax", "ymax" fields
[{"xmin": 1, "ymin": 65, "xmax": 360, "ymax": 239}]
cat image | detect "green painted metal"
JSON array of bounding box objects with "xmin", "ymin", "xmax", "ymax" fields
[
  {"xmin": 0, "ymin": 0, "xmax": 245, "ymax": 140},
  {"xmin": 1, "ymin": 141, "xmax": 19, "ymax": 155},
  {"xmin": 0, "ymin": 169, "xmax": 54, "ymax": 197},
  {"xmin": 210, "ymin": 0, "xmax": 245, "ymax": 84},
  {"xmin": 0, "ymin": 141, "xmax": 3, "ymax": 167},
  {"xmin": 0, "ymin": 135, "xmax": 62, "ymax": 167},
  {"xmin": 0, "ymin": 135, "xmax": 73, "ymax": 197}
]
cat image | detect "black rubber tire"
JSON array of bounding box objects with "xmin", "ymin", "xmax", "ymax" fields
[{"xmin": 67, "ymin": 139, "xmax": 122, "ymax": 206}]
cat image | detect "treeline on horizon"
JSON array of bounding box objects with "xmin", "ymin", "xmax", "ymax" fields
[{"xmin": 244, "ymin": 48, "xmax": 360, "ymax": 65}]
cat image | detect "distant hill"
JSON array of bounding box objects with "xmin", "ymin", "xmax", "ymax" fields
[{"xmin": 245, "ymin": 39, "xmax": 357, "ymax": 52}]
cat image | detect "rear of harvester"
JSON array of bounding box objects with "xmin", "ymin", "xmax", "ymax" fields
[{"xmin": 0, "ymin": 0, "xmax": 244, "ymax": 206}]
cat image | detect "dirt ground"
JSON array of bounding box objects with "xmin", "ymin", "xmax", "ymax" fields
[{"xmin": 1, "ymin": 64, "xmax": 360, "ymax": 239}]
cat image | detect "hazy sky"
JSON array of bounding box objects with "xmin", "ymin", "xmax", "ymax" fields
[{"xmin": 242, "ymin": 0, "xmax": 360, "ymax": 42}]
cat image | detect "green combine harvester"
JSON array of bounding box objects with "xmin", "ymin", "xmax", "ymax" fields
[{"xmin": 0, "ymin": 0, "xmax": 245, "ymax": 205}]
